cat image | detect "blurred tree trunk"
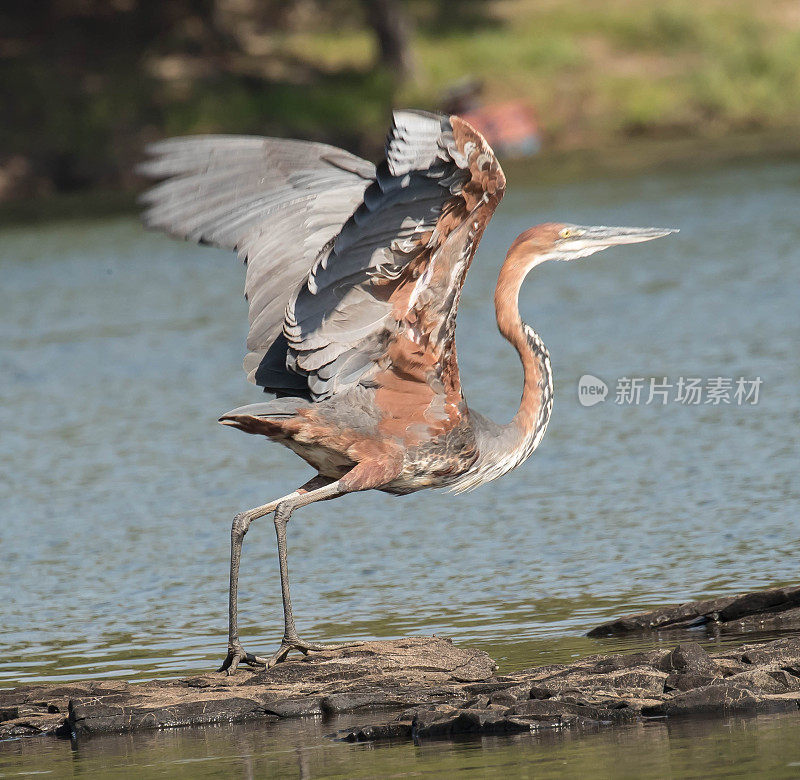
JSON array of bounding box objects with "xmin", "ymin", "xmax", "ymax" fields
[{"xmin": 362, "ymin": 0, "xmax": 414, "ymax": 80}]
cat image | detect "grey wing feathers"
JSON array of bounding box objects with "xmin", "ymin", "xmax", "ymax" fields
[
  {"xmin": 139, "ymin": 111, "xmax": 493, "ymax": 403},
  {"xmin": 275, "ymin": 110, "xmax": 473, "ymax": 400},
  {"xmin": 139, "ymin": 134, "xmax": 375, "ymax": 395},
  {"xmin": 385, "ymin": 110, "xmax": 466, "ymax": 175}
]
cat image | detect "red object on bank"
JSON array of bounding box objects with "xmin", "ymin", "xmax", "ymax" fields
[{"xmin": 460, "ymin": 100, "xmax": 541, "ymax": 158}]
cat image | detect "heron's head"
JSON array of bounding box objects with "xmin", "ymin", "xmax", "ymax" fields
[{"xmin": 509, "ymin": 222, "xmax": 677, "ymax": 271}]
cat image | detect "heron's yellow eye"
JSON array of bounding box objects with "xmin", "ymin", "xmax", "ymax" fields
[{"xmin": 560, "ymin": 228, "xmax": 573, "ymax": 238}]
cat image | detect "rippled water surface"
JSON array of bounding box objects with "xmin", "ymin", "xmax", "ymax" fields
[
  {"xmin": 1, "ymin": 158, "xmax": 799, "ymax": 775},
  {"xmin": 4, "ymin": 711, "xmax": 800, "ymax": 778}
]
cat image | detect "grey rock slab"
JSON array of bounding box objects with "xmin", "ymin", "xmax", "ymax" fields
[
  {"xmin": 589, "ymin": 586, "xmax": 800, "ymax": 637},
  {"xmin": 641, "ymin": 682, "xmax": 800, "ymax": 717},
  {"xmin": 57, "ymin": 637, "xmax": 490, "ymax": 737},
  {"xmin": 69, "ymin": 695, "xmax": 275, "ymax": 736}
]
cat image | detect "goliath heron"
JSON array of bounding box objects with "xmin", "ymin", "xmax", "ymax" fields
[{"xmin": 140, "ymin": 110, "xmax": 675, "ymax": 673}]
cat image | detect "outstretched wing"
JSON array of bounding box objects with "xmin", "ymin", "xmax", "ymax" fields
[
  {"xmin": 278, "ymin": 110, "xmax": 505, "ymax": 437},
  {"xmin": 138, "ymin": 135, "xmax": 375, "ymax": 395}
]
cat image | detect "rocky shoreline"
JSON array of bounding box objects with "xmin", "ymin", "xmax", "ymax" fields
[{"xmin": 2, "ymin": 587, "xmax": 799, "ymax": 743}]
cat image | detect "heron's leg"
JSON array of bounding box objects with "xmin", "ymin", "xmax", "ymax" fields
[
  {"xmin": 274, "ymin": 500, "xmax": 299, "ymax": 642},
  {"xmin": 222, "ymin": 462, "xmax": 397, "ymax": 673},
  {"xmin": 263, "ymin": 480, "xmax": 366, "ymax": 668},
  {"xmin": 218, "ymin": 479, "xmax": 329, "ymax": 675}
]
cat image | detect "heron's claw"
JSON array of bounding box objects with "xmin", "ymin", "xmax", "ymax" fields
[
  {"xmin": 265, "ymin": 637, "xmax": 363, "ymax": 668},
  {"xmin": 217, "ymin": 644, "xmax": 269, "ymax": 676}
]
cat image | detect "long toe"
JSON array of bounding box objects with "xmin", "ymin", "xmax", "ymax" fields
[
  {"xmin": 218, "ymin": 646, "xmax": 269, "ymax": 675},
  {"xmin": 265, "ymin": 638, "xmax": 364, "ymax": 667},
  {"xmin": 265, "ymin": 643, "xmax": 293, "ymax": 668},
  {"xmin": 295, "ymin": 640, "xmax": 363, "ymax": 654}
]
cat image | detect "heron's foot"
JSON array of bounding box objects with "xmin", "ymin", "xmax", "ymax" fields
[
  {"xmin": 217, "ymin": 643, "xmax": 270, "ymax": 676},
  {"xmin": 266, "ymin": 635, "xmax": 363, "ymax": 668}
]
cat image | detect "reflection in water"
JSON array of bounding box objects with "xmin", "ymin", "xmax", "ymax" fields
[
  {"xmin": 1, "ymin": 159, "xmax": 799, "ymax": 774},
  {"xmin": 2, "ymin": 709, "xmax": 800, "ymax": 778}
]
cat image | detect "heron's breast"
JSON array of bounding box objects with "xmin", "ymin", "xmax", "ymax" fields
[{"xmin": 379, "ymin": 418, "xmax": 478, "ymax": 493}]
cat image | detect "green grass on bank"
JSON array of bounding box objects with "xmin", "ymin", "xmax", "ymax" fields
[
  {"xmin": 286, "ymin": 0, "xmax": 800, "ymax": 148},
  {"xmin": 4, "ymin": 0, "xmax": 800, "ymax": 205}
]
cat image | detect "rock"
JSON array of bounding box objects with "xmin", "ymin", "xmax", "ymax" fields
[
  {"xmin": 767, "ymin": 670, "xmax": 800, "ymax": 692},
  {"xmin": 263, "ymin": 697, "xmax": 324, "ymax": 718},
  {"xmin": 487, "ymin": 690, "xmax": 519, "ymax": 707},
  {"xmin": 656, "ymin": 643, "xmax": 719, "ymax": 676},
  {"xmin": 641, "ymin": 682, "xmax": 798, "ymax": 717},
  {"xmin": 341, "ymin": 633, "xmax": 800, "ymax": 741},
  {"xmin": 603, "ymin": 669, "xmax": 669, "ymax": 695},
  {"xmin": 69, "ymin": 695, "xmax": 277, "ymax": 737},
  {"xmin": 740, "ymin": 637, "xmax": 800, "ymax": 666},
  {"xmin": 587, "ymin": 650, "xmax": 668, "ymax": 674},
  {"xmin": 725, "ymin": 670, "xmax": 792, "ymax": 695},
  {"xmin": 410, "ymin": 704, "xmax": 460, "ymax": 732},
  {"xmin": 413, "ymin": 708, "xmax": 534, "ymax": 738},
  {"xmin": 343, "ymin": 720, "xmax": 413, "ymax": 741},
  {"xmin": 588, "ymin": 585, "xmax": 800, "ymax": 637},
  {"xmin": 718, "ymin": 589, "xmax": 800, "ymax": 622},
  {"xmin": 245, "ymin": 637, "xmax": 495, "ymax": 687},
  {"xmin": 85, "ymin": 637, "xmax": 489, "ymax": 736},
  {"xmin": 461, "ymin": 695, "xmax": 490, "ymax": 709},
  {"xmin": 0, "ymin": 683, "xmax": 113, "ymax": 739},
  {"xmin": 714, "ymin": 658, "xmax": 751, "ymax": 677},
  {"xmin": 505, "ymin": 699, "xmax": 600, "ymax": 722},
  {"xmin": 46, "ymin": 637, "xmax": 491, "ymax": 738},
  {"xmin": 728, "ymin": 606, "xmax": 800, "ymax": 632},
  {"xmin": 664, "ymin": 672, "xmax": 718, "ymax": 692},
  {"xmin": 462, "ymin": 679, "xmax": 526, "ymax": 697},
  {"xmin": 521, "ymin": 666, "xmax": 667, "ymax": 699},
  {"xmin": 321, "ymin": 690, "xmax": 410, "ymax": 713}
]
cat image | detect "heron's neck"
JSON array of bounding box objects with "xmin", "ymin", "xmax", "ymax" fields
[
  {"xmin": 450, "ymin": 251, "xmax": 554, "ymax": 493},
  {"xmin": 493, "ymin": 257, "xmax": 554, "ymax": 465}
]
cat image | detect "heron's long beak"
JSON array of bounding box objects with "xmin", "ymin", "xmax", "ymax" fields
[{"xmin": 580, "ymin": 225, "xmax": 678, "ymax": 247}]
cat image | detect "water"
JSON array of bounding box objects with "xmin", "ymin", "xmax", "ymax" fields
[
  {"xmin": 1, "ymin": 158, "xmax": 799, "ymax": 774},
  {"xmin": 3, "ymin": 712, "xmax": 800, "ymax": 778}
]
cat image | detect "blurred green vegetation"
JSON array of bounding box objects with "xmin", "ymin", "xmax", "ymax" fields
[
  {"xmin": 410, "ymin": 0, "xmax": 800, "ymax": 142},
  {"xmin": 2, "ymin": 0, "xmax": 800, "ymax": 206}
]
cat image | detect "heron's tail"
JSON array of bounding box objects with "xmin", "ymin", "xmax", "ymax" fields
[{"xmin": 219, "ymin": 398, "xmax": 307, "ymax": 436}]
